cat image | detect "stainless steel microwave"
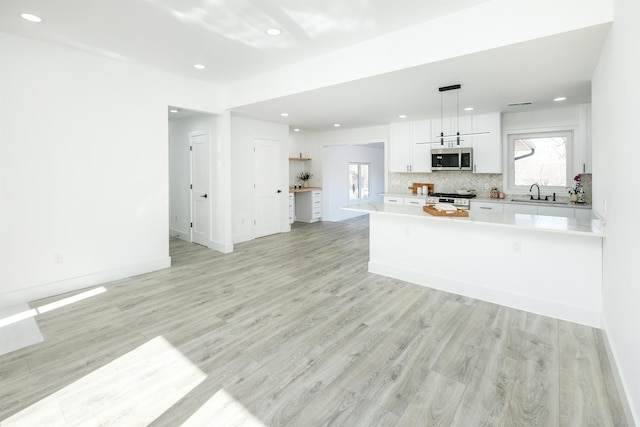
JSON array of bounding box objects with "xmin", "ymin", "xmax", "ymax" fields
[{"xmin": 431, "ymin": 147, "xmax": 473, "ymax": 171}]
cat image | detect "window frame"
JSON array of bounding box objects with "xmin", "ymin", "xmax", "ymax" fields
[
  {"xmin": 504, "ymin": 128, "xmax": 575, "ymax": 195},
  {"xmin": 348, "ymin": 162, "xmax": 371, "ymax": 201}
]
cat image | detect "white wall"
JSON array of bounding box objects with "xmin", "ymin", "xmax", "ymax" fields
[
  {"xmin": 592, "ymin": 0, "xmax": 640, "ymax": 423},
  {"xmin": 0, "ymin": 33, "xmax": 225, "ymax": 306},
  {"xmin": 322, "ymin": 144, "xmax": 385, "ymax": 221},
  {"xmin": 230, "ymin": 116, "xmax": 289, "ymax": 243}
]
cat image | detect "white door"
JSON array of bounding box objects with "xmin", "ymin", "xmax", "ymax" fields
[
  {"xmin": 254, "ymin": 138, "xmax": 282, "ymax": 238},
  {"xmin": 190, "ymin": 130, "xmax": 210, "ymax": 246}
]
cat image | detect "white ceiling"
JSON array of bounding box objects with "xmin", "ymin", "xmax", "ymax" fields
[{"xmin": 1, "ymin": 0, "xmax": 611, "ymax": 131}]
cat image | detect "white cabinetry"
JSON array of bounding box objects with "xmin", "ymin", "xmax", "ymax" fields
[
  {"xmin": 503, "ymin": 203, "xmax": 538, "ymax": 215},
  {"xmin": 295, "ymin": 190, "xmax": 321, "ymax": 223},
  {"xmin": 537, "ymin": 206, "xmax": 574, "ymax": 217},
  {"xmin": 471, "ymin": 200, "xmax": 591, "ymax": 218},
  {"xmin": 389, "ymin": 121, "xmax": 431, "ymax": 172},
  {"xmin": 472, "ymin": 113, "xmax": 502, "ymax": 174},
  {"xmin": 384, "ymin": 196, "xmax": 426, "ymax": 206},
  {"xmin": 578, "ymin": 104, "xmax": 592, "ymax": 174},
  {"xmin": 431, "ymin": 116, "xmax": 473, "ymax": 148},
  {"xmin": 404, "ymin": 198, "xmax": 427, "ymax": 207},
  {"xmin": 288, "ymin": 192, "xmax": 295, "ymax": 224},
  {"xmin": 383, "ymin": 196, "xmax": 403, "ymax": 204},
  {"xmin": 470, "ymin": 201, "xmax": 504, "ymax": 213}
]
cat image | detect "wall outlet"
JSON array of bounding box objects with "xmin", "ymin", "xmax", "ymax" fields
[
  {"xmin": 53, "ymin": 253, "xmax": 63, "ymax": 265},
  {"xmin": 484, "ymin": 183, "xmax": 490, "ymax": 190},
  {"xmin": 513, "ymin": 242, "xmax": 522, "ymax": 254}
]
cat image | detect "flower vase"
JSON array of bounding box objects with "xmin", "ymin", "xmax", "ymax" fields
[
  {"xmin": 302, "ymin": 181, "xmax": 309, "ymax": 188},
  {"xmin": 570, "ymin": 194, "xmax": 578, "ymax": 203}
]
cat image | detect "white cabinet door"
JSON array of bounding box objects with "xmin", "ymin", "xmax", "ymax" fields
[
  {"xmin": 473, "ymin": 113, "xmax": 502, "ymax": 174},
  {"xmin": 504, "ymin": 203, "xmax": 537, "ymax": 215},
  {"xmin": 389, "ymin": 122, "xmax": 412, "ymax": 172},
  {"xmin": 538, "ymin": 206, "xmax": 574, "ymax": 218},
  {"xmin": 578, "ymin": 104, "xmax": 592, "ymax": 174},
  {"xmin": 404, "ymin": 198, "xmax": 426, "ymax": 207},
  {"xmin": 410, "ymin": 120, "xmax": 431, "ymax": 172},
  {"xmin": 384, "ymin": 196, "xmax": 403, "ymax": 204},
  {"xmin": 389, "ymin": 121, "xmax": 432, "ymax": 172},
  {"xmin": 470, "ymin": 201, "xmax": 504, "ymax": 213}
]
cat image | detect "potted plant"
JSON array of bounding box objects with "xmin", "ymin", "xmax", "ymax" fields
[
  {"xmin": 297, "ymin": 171, "xmax": 312, "ymax": 188},
  {"xmin": 567, "ymin": 173, "xmax": 584, "ymax": 203}
]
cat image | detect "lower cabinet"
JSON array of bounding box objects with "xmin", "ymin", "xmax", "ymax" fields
[
  {"xmin": 403, "ymin": 198, "xmax": 427, "ymax": 207},
  {"xmin": 471, "ymin": 201, "xmax": 591, "ymax": 218},
  {"xmin": 383, "ymin": 196, "xmax": 426, "ymax": 206},
  {"xmin": 295, "ymin": 190, "xmax": 321, "ymax": 223},
  {"xmin": 470, "ymin": 201, "xmax": 504, "ymax": 213},
  {"xmin": 288, "ymin": 192, "xmax": 295, "ymax": 224}
]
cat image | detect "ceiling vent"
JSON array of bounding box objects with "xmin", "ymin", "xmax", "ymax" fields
[{"xmin": 507, "ymin": 101, "xmax": 534, "ymax": 107}]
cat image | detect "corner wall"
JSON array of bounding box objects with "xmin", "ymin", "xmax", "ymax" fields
[
  {"xmin": 0, "ymin": 33, "xmax": 224, "ymax": 306},
  {"xmin": 592, "ymin": 0, "xmax": 640, "ymax": 423}
]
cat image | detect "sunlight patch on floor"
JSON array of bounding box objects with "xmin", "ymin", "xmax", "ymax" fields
[
  {"xmin": 181, "ymin": 388, "xmax": 266, "ymax": 427},
  {"xmin": 1, "ymin": 336, "xmax": 206, "ymax": 426}
]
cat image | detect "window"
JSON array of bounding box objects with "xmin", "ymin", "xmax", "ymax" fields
[
  {"xmin": 349, "ymin": 163, "xmax": 369, "ymax": 200},
  {"xmin": 507, "ymin": 130, "xmax": 573, "ymax": 192}
]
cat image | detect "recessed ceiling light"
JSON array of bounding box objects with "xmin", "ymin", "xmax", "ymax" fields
[
  {"xmin": 554, "ymin": 97, "xmax": 567, "ymax": 102},
  {"xmin": 333, "ymin": 123, "xmax": 341, "ymax": 127},
  {"xmin": 464, "ymin": 107, "xmax": 474, "ymax": 111},
  {"xmin": 281, "ymin": 113, "xmax": 289, "ymax": 117},
  {"xmin": 20, "ymin": 13, "xmax": 42, "ymax": 23},
  {"xmin": 293, "ymin": 128, "xmax": 300, "ymax": 132},
  {"xmin": 193, "ymin": 64, "xmax": 206, "ymax": 70},
  {"xmin": 169, "ymin": 109, "xmax": 179, "ymax": 113},
  {"xmin": 266, "ymin": 28, "xmax": 281, "ymax": 36},
  {"xmin": 398, "ymin": 115, "xmax": 407, "ymax": 119}
]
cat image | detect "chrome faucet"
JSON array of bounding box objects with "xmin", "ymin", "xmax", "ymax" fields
[{"xmin": 529, "ymin": 183, "xmax": 541, "ymax": 200}]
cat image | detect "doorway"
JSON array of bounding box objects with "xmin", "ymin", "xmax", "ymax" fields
[{"xmin": 168, "ymin": 109, "xmax": 216, "ymax": 247}]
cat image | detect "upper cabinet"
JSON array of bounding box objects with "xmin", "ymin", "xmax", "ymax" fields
[
  {"xmin": 430, "ymin": 116, "xmax": 473, "ymax": 148},
  {"xmin": 578, "ymin": 104, "xmax": 592, "ymax": 174},
  {"xmin": 389, "ymin": 121, "xmax": 431, "ymax": 173},
  {"xmin": 472, "ymin": 112, "xmax": 502, "ymax": 174}
]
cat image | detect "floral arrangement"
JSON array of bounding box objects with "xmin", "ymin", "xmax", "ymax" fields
[
  {"xmin": 567, "ymin": 173, "xmax": 585, "ymax": 202},
  {"xmin": 567, "ymin": 174, "xmax": 582, "ymax": 195},
  {"xmin": 297, "ymin": 171, "xmax": 312, "ymax": 182}
]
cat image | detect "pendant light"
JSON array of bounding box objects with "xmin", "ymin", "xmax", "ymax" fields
[{"xmin": 420, "ymin": 84, "xmax": 489, "ymax": 145}]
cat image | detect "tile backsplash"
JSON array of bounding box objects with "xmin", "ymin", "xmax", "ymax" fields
[
  {"xmin": 388, "ymin": 172, "xmax": 592, "ymax": 202},
  {"xmin": 388, "ymin": 172, "xmax": 503, "ymax": 198}
]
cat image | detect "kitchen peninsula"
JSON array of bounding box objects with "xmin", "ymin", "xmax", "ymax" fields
[{"xmin": 343, "ymin": 202, "xmax": 605, "ymax": 327}]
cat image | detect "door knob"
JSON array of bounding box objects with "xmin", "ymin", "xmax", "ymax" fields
[
  {"xmin": 277, "ymin": 189, "xmax": 282, "ymax": 193},
  {"xmin": 200, "ymin": 194, "xmax": 208, "ymax": 198}
]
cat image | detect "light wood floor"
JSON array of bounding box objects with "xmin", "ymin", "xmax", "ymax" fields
[{"xmin": 0, "ymin": 215, "xmax": 629, "ymax": 426}]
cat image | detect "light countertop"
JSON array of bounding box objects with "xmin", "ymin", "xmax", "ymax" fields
[
  {"xmin": 380, "ymin": 193, "xmax": 592, "ymax": 209},
  {"xmin": 290, "ymin": 187, "xmax": 321, "ymax": 193},
  {"xmin": 343, "ymin": 202, "xmax": 605, "ymax": 237}
]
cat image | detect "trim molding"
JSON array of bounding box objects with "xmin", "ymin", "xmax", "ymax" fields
[
  {"xmin": 369, "ymin": 260, "xmax": 601, "ymax": 328},
  {"xmin": 1, "ymin": 257, "xmax": 171, "ymax": 307}
]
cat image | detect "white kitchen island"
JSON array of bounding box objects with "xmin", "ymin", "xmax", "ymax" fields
[{"xmin": 343, "ymin": 203, "xmax": 605, "ymax": 327}]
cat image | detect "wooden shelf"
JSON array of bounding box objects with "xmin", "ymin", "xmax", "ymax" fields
[{"xmin": 289, "ymin": 157, "xmax": 312, "ymax": 161}]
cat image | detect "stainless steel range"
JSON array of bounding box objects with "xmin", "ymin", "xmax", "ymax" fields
[{"xmin": 426, "ymin": 192, "xmax": 477, "ymax": 209}]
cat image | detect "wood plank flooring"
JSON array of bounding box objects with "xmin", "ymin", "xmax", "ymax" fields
[{"xmin": 0, "ymin": 215, "xmax": 629, "ymax": 426}]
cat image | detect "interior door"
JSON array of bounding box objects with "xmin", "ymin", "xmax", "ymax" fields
[
  {"xmin": 190, "ymin": 130, "xmax": 210, "ymax": 246},
  {"xmin": 254, "ymin": 138, "xmax": 282, "ymax": 238}
]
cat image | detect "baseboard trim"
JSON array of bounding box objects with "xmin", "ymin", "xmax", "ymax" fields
[
  {"xmin": 1, "ymin": 257, "xmax": 171, "ymax": 307},
  {"xmin": 601, "ymin": 318, "xmax": 638, "ymax": 426},
  {"xmin": 369, "ymin": 261, "xmax": 601, "ymax": 328}
]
